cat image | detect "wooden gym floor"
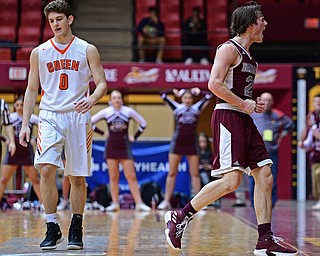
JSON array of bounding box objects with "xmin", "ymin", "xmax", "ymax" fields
[{"xmin": 0, "ymin": 199, "xmax": 319, "ymax": 256}]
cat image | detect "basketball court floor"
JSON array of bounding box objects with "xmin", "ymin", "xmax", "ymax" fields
[{"xmin": 0, "ymin": 199, "xmax": 319, "ymax": 255}]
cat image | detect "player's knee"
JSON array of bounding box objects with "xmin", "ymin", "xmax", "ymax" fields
[
  {"xmin": 69, "ymin": 176, "xmax": 86, "ymax": 187},
  {"xmin": 40, "ymin": 166, "xmax": 56, "ymax": 182},
  {"xmin": 256, "ymin": 165, "xmax": 273, "ymax": 189},
  {"xmin": 222, "ymin": 174, "xmax": 242, "ymax": 192}
]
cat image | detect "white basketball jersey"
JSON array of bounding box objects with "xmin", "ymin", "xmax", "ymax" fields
[{"xmin": 38, "ymin": 36, "xmax": 91, "ymax": 111}]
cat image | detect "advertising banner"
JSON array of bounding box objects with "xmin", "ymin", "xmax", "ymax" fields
[
  {"xmin": 86, "ymin": 140, "xmax": 191, "ymax": 196},
  {"xmin": 0, "ymin": 62, "xmax": 292, "ymax": 91}
]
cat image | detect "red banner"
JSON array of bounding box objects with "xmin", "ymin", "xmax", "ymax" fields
[{"xmin": 0, "ymin": 61, "xmax": 293, "ymax": 92}]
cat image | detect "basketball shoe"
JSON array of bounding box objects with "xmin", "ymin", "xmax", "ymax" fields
[
  {"xmin": 40, "ymin": 222, "xmax": 64, "ymax": 250},
  {"xmin": 67, "ymin": 214, "xmax": 83, "ymax": 250},
  {"xmin": 254, "ymin": 231, "xmax": 298, "ymax": 255},
  {"xmin": 164, "ymin": 210, "xmax": 193, "ymax": 251}
]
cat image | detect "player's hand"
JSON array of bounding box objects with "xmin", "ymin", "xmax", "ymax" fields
[
  {"xmin": 74, "ymin": 98, "xmax": 95, "ymax": 114},
  {"xmin": 129, "ymin": 135, "xmax": 135, "ymax": 142},
  {"xmin": 254, "ymin": 97, "xmax": 265, "ymax": 113},
  {"xmin": 8, "ymin": 141, "xmax": 16, "ymax": 156},
  {"xmin": 19, "ymin": 125, "xmax": 31, "ymax": 147},
  {"xmin": 243, "ymin": 99, "xmax": 256, "ymax": 114}
]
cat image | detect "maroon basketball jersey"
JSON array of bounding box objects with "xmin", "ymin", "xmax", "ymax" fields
[{"xmin": 216, "ymin": 39, "xmax": 257, "ymax": 104}]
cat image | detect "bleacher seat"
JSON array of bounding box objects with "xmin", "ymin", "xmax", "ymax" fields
[
  {"xmin": 16, "ymin": 47, "xmax": 33, "ymax": 61},
  {"xmin": 42, "ymin": 23, "xmax": 53, "ymax": 42},
  {"xmin": 18, "ymin": 26, "xmax": 41, "ymax": 46},
  {"xmin": 0, "ymin": 48, "xmax": 12, "ymax": 61},
  {"xmin": 20, "ymin": 10, "xmax": 43, "ymax": 27},
  {"xmin": 205, "ymin": 0, "xmax": 229, "ymax": 58},
  {"xmin": 0, "ymin": 26, "xmax": 16, "ymax": 42},
  {"xmin": 21, "ymin": 0, "xmax": 42, "ymax": 10},
  {"xmin": 0, "ymin": 0, "xmax": 18, "ymax": 12},
  {"xmin": 0, "ymin": 10, "xmax": 18, "ymax": 28},
  {"xmin": 159, "ymin": 0, "xmax": 181, "ymax": 60}
]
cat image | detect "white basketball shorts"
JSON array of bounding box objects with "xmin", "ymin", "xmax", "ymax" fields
[{"xmin": 35, "ymin": 109, "xmax": 93, "ymax": 176}]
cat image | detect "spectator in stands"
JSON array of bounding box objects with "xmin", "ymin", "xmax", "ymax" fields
[
  {"xmin": 137, "ymin": 6, "xmax": 165, "ymax": 64},
  {"xmin": 182, "ymin": 6, "xmax": 209, "ymax": 65}
]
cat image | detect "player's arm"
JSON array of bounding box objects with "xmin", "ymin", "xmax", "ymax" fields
[
  {"xmin": 74, "ymin": 44, "xmax": 107, "ymax": 114},
  {"xmin": 19, "ymin": 48, "xmax": 40, "ymax": 147},
  {"xmin": 208, "ymin": 44, "xmax": 255, "ymax": 114}
]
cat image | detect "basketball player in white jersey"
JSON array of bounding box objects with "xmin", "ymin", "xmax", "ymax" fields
[{"xmin": 19, "ymin": 0, "xmax": 107, "ymax": 251}]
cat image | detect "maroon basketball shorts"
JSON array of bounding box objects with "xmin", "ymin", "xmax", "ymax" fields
[{"xmin": 211, "ymin": 108, "xmax": 272, "ymax": 176}]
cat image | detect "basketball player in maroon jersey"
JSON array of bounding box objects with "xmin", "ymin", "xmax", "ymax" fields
[{"xmin": 164, "ymin": 2, "xmax": 297, "ymax": 255}]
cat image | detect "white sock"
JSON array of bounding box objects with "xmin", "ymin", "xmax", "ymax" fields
[{"xmin": 46, "ymin": 213, "xmax": 58, "ymax": 224}]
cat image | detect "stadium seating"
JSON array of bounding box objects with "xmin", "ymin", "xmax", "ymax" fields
[
  {"xmin": 42, "ymin": 22, "xmax": 53, "ymax": 42},
  {"xmin": 159, "ymin": 0, "xmax": 182, "ymax": 60},
  {"xmin": 16, "ymin": 47, "xmax": 33, "ymax": 61},
  {"xmin": 0, "ymin": 0, "xmax": 18, "ymax": 12},
  {"xmin": 0, "ymin": 48, "xmax": 12, "ymax": 61},
  {"xmin": 0, "ymin": 10, "xmax": 18, "ymax": 28},
  {"xmin": 20, "ymin": 10, "xmax": 43, "ymax": 27},
  {"xmin": 206, "ymin": 0, "xmax": 229, "ymax": 56},
  {"xmin": 18, "ymin": 26, "xmax": 42, "ymax": 47},
  {"xmin": 21, "ymin": 0, "xmax": 42, "ymax": 10},
  {"xmin": 0, "ymin": 26, "xmax": 16, "ymax": 42}
]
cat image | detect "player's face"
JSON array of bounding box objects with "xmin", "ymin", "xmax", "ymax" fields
[
  {"xmin": 181, "ymin": 92, "xmax": 193, "ymax": 106},
  {"xmin": 252, "ymin": 12, "xmax": 267, "ymax": 43},
  {"xmin": 110, "ymin": 92, "xmax": 123, "ymax": 108},
  {"xmin": 14, "ymin": 99, "xmax": 23, "ymax": 114},
  {"xmin": 47, "ymin": 12, "xmax": 73, "ymax": 37}
]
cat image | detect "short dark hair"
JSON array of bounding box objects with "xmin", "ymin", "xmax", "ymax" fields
[
  {"xmin": 44, "ymin": 0, "xmax": 72, "ymax": 19},
  {"xmin": 230, "ymin": 1, "xmax": 262, "ymax": 36}
]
